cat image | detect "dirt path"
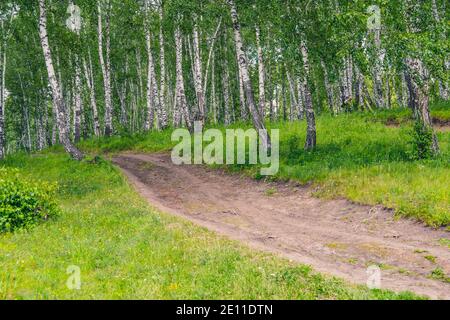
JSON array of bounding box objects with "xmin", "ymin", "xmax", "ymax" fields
[{"xmin": 113, "ymin": 153, "xmax": 450, "ymax": 299}]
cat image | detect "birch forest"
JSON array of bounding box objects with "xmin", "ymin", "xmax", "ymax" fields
[
  {"xmin": 0, "ymin": 0, "xmax": 448, "ymax": 159},
  {"xmin": 0, "ymin": 0, "xmax": 449, "ymax": 301}
]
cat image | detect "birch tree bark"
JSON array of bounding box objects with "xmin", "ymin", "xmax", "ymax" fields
[
  {"xmin": 83, "ymin": 52, "xmax": 100, "ymax": 136},
  {"xmin": 143, "ymin": 3, "xmax": 154, "ymax": 131},
  {"xmin": 255, "ymin": 25, "xmax": 266, "ymax": 118},
  {"xmin": 114, "ymin": 73, "xmax": 127, "ymax": 127},
  {"xmin": 300, "ymin": 39, "xmax": 316, "ymax": 150},
  {"xmin": 354, "ymin": 66, "xmax": 364, "ymax": 109},
  {"xmin": 0, "ymin": 26, "xmax": 5, "ymax": 159},
  {"xmin": 202, "ymin": 18, "xmax": 222, "ymax": 105},
  {"xmin": 158, "ymin": 4, "xmax": 168, "ymax": 129},
  {"xmin": 339, "ymin": 57, "xmax": 351, "ymax": 109},
  {"xmin": 36, "ymin": 102, "xmax": 47, "ymax": 151},
  {"xmin": 223, "ymin": 64, "xmax": 231, "ymax": 126},
  {"xmin": 175, "ymin": 24, "xmax": 193, "ymax": 132},
  {"xmin": 73, "ymin": 55, "xmax": 82, "ymax": 143},
  {"xmin": 38, "ymin": 0, "xmax": 83, "ymax": 160},
  {"xmin": 321, "ymin": 60, "xmax": 335, "ymax": 113},
  {"xmin": 211, "ymin": 51, "xmax": 217, "ymax": 124},
  {"xmin": 227, "ymin": 0, "xmax": 271, "ymax": 151},
  {"xmin": 373, "ymin": 27, "xmax": 385, "ymax": 108},
  {"xmin": 144, "ymin": 27, "xmax": 162, "ymax": 131},
  {"xmin": 98, "ymin": 1, "xmax": 113, "ymax": 136},
  {"xmin": 192, "ymin": 14, "xmax": 206, "ymax": 124},
  {"xmin": 404, "ymin": 58, "xmax": 439, "ymax": 154},
  {"xmin": 286, "ymin": 71, "xmax": 298, "ymax": 115},
  {"xmin": 296, "ymin": 77, "xmax": 305, "ymax": 120},
  {"xmin": 144, "ymin": 38, "xmax": 155, "ymax": 132},
  {"xmin": 404, "ymin": 0, "xmax": 439, "ymax": 154},
  {"xmin": 431, "ymin": 0, "xmax": 449, "ymax": 100}
]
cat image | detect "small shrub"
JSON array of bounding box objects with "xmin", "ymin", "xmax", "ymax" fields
[
  {"xmin": 285, "ymin": 135, "xmax": 302, "ymax": 162},
  {"xmin": 409, "ymin": 121, "xmax": 434, "ymax": 160},
  {"xmin": 0, "ymin": 168, "xmax": 60, "ymax": 233}
]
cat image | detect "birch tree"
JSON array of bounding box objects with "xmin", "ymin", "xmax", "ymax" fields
[
  {"xmin": 0, "ymin": 21, "xmax": 5, "ymax": 159},
  {"xmin": 192, "ymin": 14, "xmax": 206, "ymax": 124},
  {"xmin": 38, "ymin": 0, "xmax": 83, "ymax": 160},
  {"xmin": 175, "ymin": 23, "xmax": 192, "ymax": 132},
  {"xmin": 403, "ymin": 0, "xmax": 439, "ymax": 154},
  {"xmin": 158, "ymin": 2, "xmax": 168, "ymax": 129},
  {"xmin": 227, "ymin": 0, "xmax": 271, "ymax": 151},
  {"xmin": 98, "ymin": 1, "xmax": 113, "ymax": 136},
  {"xmin": 372, "ymin": 26, "xmax": 385, "ymax": 108},
  {"xmin": 83, "ymin": 52, "xmax": 100, "ymax": 137},
  {"xmin": 300, "ymin": 39, "xmax": 316, "ymax": 150},
  {"xmin": 256, "ymin": 25, "xmax": 266, "ymax": 118}
]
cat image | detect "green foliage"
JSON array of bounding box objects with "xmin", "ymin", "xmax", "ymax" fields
[
  {"xmin": 0, "ymin": 168, "xmax": 60, "ymax": 233},
  {"xmin": 408, "ymin": 121, "xmax": 434, "ymax": 160}
]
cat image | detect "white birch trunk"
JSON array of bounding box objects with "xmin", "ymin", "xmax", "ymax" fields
[
  {"xmin": 256, "ymin": 25, "xmax": 266, "ymax": 118},
  {"xmin": 238, "ymin": 71, "xmax": 247, "ymax": 120},
  {"xmin": 300, "ymin": 39, "xmax": 316, "ymax": 150},
  {"xmin": 339, "ymin": 58, "xmax": 351, "ymax": 108},
  {"xmin": 354, "ymin": 65, "xmax": 364, "ymax": 108},
  {"xmin": 158, "ymin": 5, "xmax": 168, "ymax": 129},
  {"xmin": 321, "ymin": 60, "xmax": 335, "ymax": 113},
  {"xmin": 83, "ymin": 52, "xmax": 101, "ymax": 136},
  {"xmin": 211, "ymin": 51, "xmax": 217, "ymax": 124},
  {"xmin": 431, "ymin": 0, "xmax": 449, "ymax": 100},
  {"xmin": 98, "ymin": 1, "xmax": 113, "ymax": 136},
  {"xmin": 38, "ymin": 0, "xmax": 83, "ymax": 160},
  {"xmin": 223, "ymin": 63, "xmax": 231, "ymax": 126},
  {"xmin": 373, "ymin": 28, "xmax": 385, "ymax": 108},
  {"xmin": 73, "ymin": 55, "xmax": 82, "ymax": 143},
  {"xmin": 296, "ymin": 77, "xmax": 305, "ymax": 120},
  {"xmin": 228, "ymin": 0, "xmax": 270, "ymax": 150},
  {"xmin": 0, "ymin": 31, "xmax": 5, "ymax": 158},
  {"xmin": 192, "ymin": 14, "xmax": 206, "ymax": 123},
  {"xmin": 144, "ymin": 27, "xmax": 155, "ymax": 131},
  {"xmin": 175, "ymin": 24, "xmax": 192, "ymax": 132},
  {"xmin": 286, "ymin": 71, "xmax": 297, "ymax": 121}
]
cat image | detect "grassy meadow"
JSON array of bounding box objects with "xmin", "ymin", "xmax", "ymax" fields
[
  {"xmin": 0, "ymin": 152, "xmax": 418, "ymax": 299},
  {"xmin": 0, "ymin": 104, "xmax": 448, "ymax": 299}
]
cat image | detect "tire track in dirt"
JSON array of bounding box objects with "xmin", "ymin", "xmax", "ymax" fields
[{"xmin": 113, "ymin": 153, "xmax": 450, "ymax": 299}]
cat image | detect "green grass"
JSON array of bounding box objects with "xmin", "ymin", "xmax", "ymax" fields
[
  {"xmin": 0, "ymin": 153, "xmax": 419, "ymax": 299},
  {"xmin": 369, "ymin": 100, "xmax": 450, "ymax": 123},
  {"xmin": 274, "ymin": 113, "xmax": 449, "ymax": 227},
  {"xmin": 78, "ymin": 129, "xmax": 174, "ymax": 154}
]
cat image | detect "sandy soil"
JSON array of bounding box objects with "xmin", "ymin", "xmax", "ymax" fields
[{"xmin": 113, "ymin": 153, "xmax": 450, "ymax": 299}]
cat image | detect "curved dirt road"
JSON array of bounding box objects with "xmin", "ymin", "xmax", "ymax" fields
[{"xmin": 113, "ymin": 153, "xmax": 450, "ymax": 299}]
